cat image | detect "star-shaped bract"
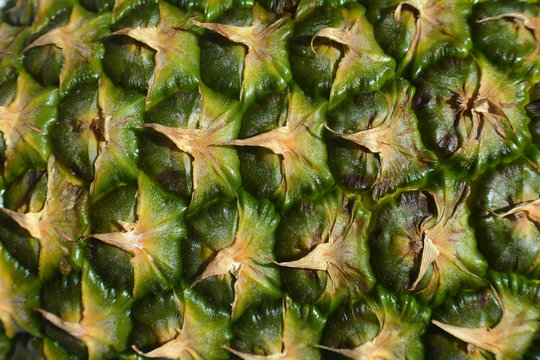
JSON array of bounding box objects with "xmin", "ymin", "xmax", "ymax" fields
[
  {"xmin": 193, "ymin": 3, "xmax": 293, "ymax": 110},
  {"xmin": 275, "ymin": 189, "xmax": 375, "ymax": 312},
  {"xmin": 0, "ymin": 70, "xmax": 58, "ymax": 183},
  {"xmin": 39, "ymin": 262, "xmax": 132, "ymax": 360},
  {"xmin": 192, "ymin": 190, "xmax": 280, "ymax": 320},
  {"xmin": 472, "ymin": 154, "xmax": 540, "ymax": 276},
  {"xmin": 91, "ymin": 172, "xmax": 186, "ymax": 299},
  {"xmin": 410, "ymin": 174, "xmax": 488, "ymax": 305},
  {"xmin": 371, "ymin": 0, "xmax": 472, "ymax": 79},
  {"xmin": 311, "ymin": 4, "xmax": 395, "ymax": 108},
  {"xmin": 370, "ymin": 174, "xmax": 488, "ymax": 305},
  {"xmin": 319, "ymin": 287, "xmax": 430, "ymax": 359},
  {"xmin": 452, "ymin": 56, "xmax": 527, "ymax": 176},
  {"xmin": 416, "ymin": 54, "xmax": 530, "ymax": 178},
  {"xmin": 24, "ymin": 4, "xmax": 110, "ymax": 94},
  {"xmin": 1, "ymin": 157, "xmax": 88, "ymax": 281},
  {"xmin": 110, "ymin": 1, "xmax": 201, "ymax": 108},
  {"xmin": 143, "ymin": 83, "xmax": 241, "ymax": 213},
  {"xmin": 476, "ymin": 8, "xmax": 540, "ymax": 80},
  {"xmin": 226, "ymin": 85, "xmax": 333, "ymax": 211},
  {"xmin": 133, "ymin": 290, "xmax": 231, "ymax": 359},
  {"xmin": 326, "ymin": 78, "xmax": 436, "ymax": 200},
  {"xmin": 434, "ymin": 272, "xmax": 540, "ymax": 360}
]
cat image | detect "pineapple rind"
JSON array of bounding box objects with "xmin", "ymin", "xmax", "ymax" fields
[{"xmin": 0, "ymin": 0, "xmax": 538, "ymax": 359}]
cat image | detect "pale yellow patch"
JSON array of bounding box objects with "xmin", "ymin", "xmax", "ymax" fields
[
  {"xmin": 24, "ymin": 19, "xmax": 95, "ymax": 90},
  {"xmin": 39, "ymin": 308, "xmax": 121, "ymax": 360},
  {"xmin": 0, "ymin": 208, "xmax": 42, "ymax": 238},
  {"xmin": 92, "ymin": 228, "xmax": 144, "ymax": 255},
  {"xmin": 0, "ymin": 259, "xmax": 31, "ymax": 337},
  {"xmin": 193, "ymin": 240, "xmax": 255, "ymax": 285},
  {"xmin": 192, "ymin": 12, "xmax": 288, "ymax": 62},
  {"xmin": 224, "ymin": 125, "xmax": 298, "ymax": 155},
  {"xmin": 25, "ymin": 26, "xmax": 90, "ymax": 55}
]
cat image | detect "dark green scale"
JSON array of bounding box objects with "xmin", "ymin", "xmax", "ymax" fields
[
  {"xmin": 415, "ymin": 54, "xmax": 531, "ymax": 178},
  {"xmin": 289, "ymin": 4, "xmax": 345, "ymax": 99},
  {"xmin": 237, "ymin": 91, "xmax": 286, "ymax": 200},
  {"xmin": 103, "ymin": 1, "xmax": 159, "ymax": 94},
  {"xmin": 140, "ymin": 90, "xmax": 200, "ymax": 199},
  {"xmin": 369, "ymin": 170, "xmax": 488, "ymax": 306},
  {"xmin": 471, "ymin": 147, "xmax": 540, "ymax": 277},
  {"xmin": 367, "ymin": 0, "xmax": 472, "ymax": 80},
  {"xmin": 199, "ymin": 6, "xmax": 251, "ymax": 100},
  {"xmin": 22, "ymin": 11, "xmax": 69, "ymax": 86},
  {"xmin": 230, "ymin": 296, "xmax": 326, "ymax": 359},
  {"xmin": 182, "ymin": 198, "xmax": 238, "ymax": 308},
  {"xmin": 87, "ymin": 183, "xmax": 138, "ymax": 291},
  {"xmin": 275, "ymin": 187, "xmax": 375, "ymax": 312}
]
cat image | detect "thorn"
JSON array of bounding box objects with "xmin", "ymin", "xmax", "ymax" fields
[
  {"xmin": 187, "ymin": 277, "xmax": 202, "ymax": 291},
  {"xmin": 485, "ymin": 208, "xmax": 498, "ymax": 217},
  {"xmin": 248, "ymin": 264, "xmax": 267, "ymax": 278},
  {"xmin": 132, "ymin": 345, "xmax": 144, "ymax": 355},
  {"xmin": 321, "ymin": 121, "xmax": 342, "ymax": 135},
  {"xmin": 110, "ymin": 138, "xmax": 127, "ymax": 152},
  {"xmin": 310, "ymin": 36, "xmax": 319, "ymax": 58},
  {"xmin": 263, "ymin": 255, "xmax": 279, "ymax": 265},
  {"xmin": 79, "ymin": 234, "xmax": 93, "ymax": 243},
  {"xmin": 23, "ymin": 123, "xmax": 43, "ymax": 133},
  {"xmin": 103, "ymin": 27, "xmax": 135, "ymax": 39},
  {"xmin": 54, "ymin": 227, "xmax": 74, "ymax": 242},
  {"xmin": 112, "ymin": 116, "xmax": 136, "ymax": 128}
]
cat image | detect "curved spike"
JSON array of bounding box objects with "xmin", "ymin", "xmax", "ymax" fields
[
  {"xmin": 432, "ymin": 320, "xmax": 503, "ymax": 360},
  {"xmin": 38, "ymin": 309, "xmax": 84, "ymax": 339},
  {"xmin": 476, "ymin": 12, "xmax": 531, "ymax": 25},
  {"xmin": 410, "ymin": 235, "xmax": 439, "ymax": 290},
  {"xmin": 276, "ymin": 242, "xmax": 331, "ymax": 271},
  {"xmin": 0, "ymin": 208, "xmax": 42, "ymax": 239},
  {"xmin": 492, "ymin": 199, "xmax": 540, "ymax": 223},
  {"xmin": 310, "ymin": 27, "xmax": 347, "ymax": 56}
]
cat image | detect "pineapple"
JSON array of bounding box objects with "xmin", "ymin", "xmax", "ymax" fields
[{"xmin": 0, "ymin": 0, "xmax": 539, "ymax": 359}]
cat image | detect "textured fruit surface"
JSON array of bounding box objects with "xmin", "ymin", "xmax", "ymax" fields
[{"xmin": 0, "ymin": 0, "xmax": 539, "ymax": 359}]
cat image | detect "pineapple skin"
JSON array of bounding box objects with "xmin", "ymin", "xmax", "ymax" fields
[{"xmin": 0, "ymin": 0, "xmax": 539, "ymax": 359}]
